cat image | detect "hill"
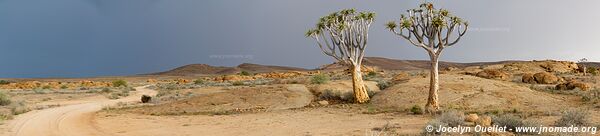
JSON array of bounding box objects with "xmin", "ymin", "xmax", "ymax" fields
[{"xmin": 151, "ymin": 63, "xmax": 308, "ymax": 76}]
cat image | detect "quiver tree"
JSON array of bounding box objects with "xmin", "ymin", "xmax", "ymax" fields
[
  {"xmin": 386, "ymin": 3, "xmax": 468, "ymax": 113},
  {"xmin": 579, "ymin": 58, "xmax": 588, "ymax": 76},
  {"xmin": 306, "ymin": 9, "xmax": 375, "ymax": 103}
]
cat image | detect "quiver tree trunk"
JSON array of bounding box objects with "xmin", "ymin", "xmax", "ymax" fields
[
  {"xmin": 351, "ymin": 65, "xmax": 370, "ymax": 103},
  {"xmin": 425, "ymin": 57, "xmax": 440, "ymax": 113}
]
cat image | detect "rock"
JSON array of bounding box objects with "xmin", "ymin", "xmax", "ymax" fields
[
  {"xmin": 533, "ymin": 72, "xmax": 560, "ymax": 84},
  {"xmin": 317, "ymin": 100, "xmax": 329, "ymax": 106},
  {"xmin": 476, "ymin": 69, "xmax": 510, "ymax": 80},
  {"xmin": 521, "ymin": 73, "xmax": 536, "ymax": 84},
  {"xmin": 539, "ymin": 60, "xmax": 579, "ymax": 73},
  {"xmin": 213, "ymin": 75, "xmax": 255, "ymax": 82},
  {"xmin": 147, "ymin": 79, "xmax": 157, "ymax": 83},
  {"xmin": 392, "ymin": 72, "xmax": 410, "ymax": 82},
  {"xmin": 255, "ymin": 71, "xmax": 304, "ymax": 79},
  {"xmin": 141, "ymin": 95, "xmax": 152, "ymax": 103},
  {"xmin": 475, "ymin": 115, "xmax": 492, "ymax": 127},
  {"xmin": 175, "ymin": 78, "xmax": 190, "ymax": 84},
  {"xmin": 444, "ymin": 67, "xmax": 459, "ymax": 71},
  {"xmin": 465, "ymin": 114, "xmax": 479, "ymax": 122},
  {"xmin": 556, "ymin": 81, "xmax": 590, "ymax": 91}
]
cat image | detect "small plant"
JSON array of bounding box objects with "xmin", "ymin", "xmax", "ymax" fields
[
  {"xmin": 0, "ymin": 91, "xmax": 12, "ymax": 106},
  {"xmin": 410, "ymin": 105, "xmax": 423, "ymax": 115},
  {"xmin": 101, "ymin": 88, "xmax": 111, "ymax": 93},
  {"xmin": 437, "ymin": 110, "xmax": 465, "ymax": 127},
  {"xmin": 193, "ymin": 79, "xmax": 205, "ymax": 85},
  {"xmin": 555, "ymin": 109, "xmax": 590, "ymax": 127},
  {"xmin": 60, "ymin": 85, "xmax": 68, "ymax": 89},
  {"xmin": 239, "ymin": 71, "xmax": 251, "ymax": 76},
  {"xmin": 492, "ymin": 115, "xmax": 523, "ymax": 132},
  {"xmin": 232, "ymin": 81, "xmax": 244, "ymax": 86},
  {"xmin": 112, "ymin": 80, "xmax": 128, "ymax": 87},
  {"xmin": 376, "ymin": 80, "xmax": 390, "ymax": 90},
  {"xmin": 311, "ymin": 74, "xmax": 330, "ymax": 84},
  {"xmin": 588, "ymin": 67, "xmax": 598, "ymax": 76},
  {"xmin": 367, "ymin": 71, "xmax": 377, "ymax": 77},
  {"xmin": 0, "ymin": 80, "xmax": 10, "ymax": 85},
  {"xmin": 42, "ymin": 85, "xmax": 51, "ymax": 89}
]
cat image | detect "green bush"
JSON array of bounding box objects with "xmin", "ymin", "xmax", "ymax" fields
[
  {"xmin": 239, "ymin": 71, "xmax": 251, "ymax": 76},
  {"xmin": 311, "ymin": 74, "xmax": 330, "ymax": 84},
  {"xmin": 101, "ymin": 88, "xmax": 112, "ymax": 93},
  {"xmin": 42, "ymin": 85, "xmax": 51, "ymax": 89},
  {"xmin": 112, "ymin": 80, "xmax": 128, "ymax": 87},
  {"xmin": 194, "ymin": 79, "xmax": 205, "ymax": 85},
  {"xmin": 410, "ymin": 105, "xmax": 423, "ymax": 115},
  {"xmin": 0, "ymin": 92, "xmax": 11, "ymax": 106},
  {"xmin": 367, "ymin": 71, "xmax": 377, "ymax": 77},
  {"xmin": 0, "ymin": 80, "xmax": 10, "ymax": 85},
  {"xmin": 376, "ymin": 80, "xmax": 390, "ymax": 90},
  {"xmin": 492, "ymin": 115, "xmax": 523, "ymax": 132},
  {"xmin": 588, "ymin": 67, "xmax": 598, "ymax": 76},
  {"xmin": 437, "ymin": 110, "xmax": 465, "ymax": 127},
  {"xmin": 232, "ymin": 81, "xmax": 244, "ymax": 86},
  {"xmin": 555, "ymin": 109, "xmax": 590, "ymax": 127},
  {"xmin": 60, "ymin": 85, "xmax": 68, "ymax": 89}
]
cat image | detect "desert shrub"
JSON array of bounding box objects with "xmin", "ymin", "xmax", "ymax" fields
[
  {"xmin": 311, "ymin": 74, "xmax": 330, "ymax": 84},
  {"xmin": 112, "ymin": 80, "xmax": 128, "ymax": 87},
  {"xmin": 422, "ymin": 119, "xmax": 448, "ymax": 135},
  {"xmin": 410, "ymin": 105, "xmax": 423, "ymax": 115},
  {"xmin": 10, "ymin": 101, "xmax": 29, "ymax": 115},
  {"xmin": 367, "ymin": 71, "xmax": 377, "ymax": 77},
  {"xmin": 60, "ymin": 85, "xmax": 68, "ymax": 89},
  {"xmin": 376, "ymin": 80, "xmax": 390, "ymax": 90},
  {"xmin": 587, "ymin": 67, "xmax": 598, "ymax": 76},
  {"xmin": 437, "ymin": 110, "xmax": 465, "ymax": 127},
  {"xmin": 555, "ymin": 109, "xmax": 590, "ymax": 127},
  {"xmin": 232, "ymin": 81, "xmax": 245, "ymax": 86},
  {"xmin": 492, "ymin": 115, "xmax": 523, "ymax": 132},
  {"xmin": 239, "ymin": 71, "xmax": 251, "ymax": 76},
  {"xmin": 0, "ymin": 91, "xmax": 11, "ymax": 106},
  {"xmin": 0, "ymin": 80, "xmax": 10, "ymax": 85},
  {"xmin": 42, "ymin": 85, "xmax": 51, "ymax": 89},
  {"xmin": 193, "ymin": 79, "xmax": 205, "ymax": 85},
  {"xmin": 318, "ymin": 89, "xmax": 353, "ymax": 102},
  {"xmin": 101, "ymin": 88, "xmax": 111, "ymax": 93}
]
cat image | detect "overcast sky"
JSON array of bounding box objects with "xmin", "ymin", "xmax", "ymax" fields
[{"xmin": 0, "ymin": 0, "xmax": 599, "ymax": 78}]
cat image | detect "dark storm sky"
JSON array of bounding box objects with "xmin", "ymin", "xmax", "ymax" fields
[{"xmin": 0, "ymin": 0, "xmax": 599, "ymax": 78}]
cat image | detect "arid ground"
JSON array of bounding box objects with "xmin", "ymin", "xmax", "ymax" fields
[{"xmin": 0, "ymin": 57, "xmax": 599, "ymax": 136}]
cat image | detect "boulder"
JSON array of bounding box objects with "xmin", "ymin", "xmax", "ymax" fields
[
  {"xmin": 147, "ymin": 79, "xmax": 157, "ymax": 83},
  {"xmin": 141, "ymin": 95, "xmax": 152, "ymax": 103},
  {"xmin": 317, "ymin": 100, "xmax": 329, "ymax": 106},
  {"xmin": 533, "ymin": 72, "xmax": 560, "ymax": 84},
  {"xmin": 475, "ymin": 69, "xmax": 510, "ymax": 80},
  {"xmin": 556, "ymin": 81, "xmax": 591, "ymax": 91},
  {"xmin": 465, "ymin": 114, "xmax": 479, "ymax": 122},
  {"xmin": 521, "ymin": 73, "xmax": 536, "ymax": 84},
  {"xmin": 476, "ymin": 115, "xmax": 492, "ymax": 127}
]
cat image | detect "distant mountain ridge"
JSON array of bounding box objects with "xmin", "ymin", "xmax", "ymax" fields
[{"xmin": 150, "ymin": 57, "xmax": 600, "ymax": 76}]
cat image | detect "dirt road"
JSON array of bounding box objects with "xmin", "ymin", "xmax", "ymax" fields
[{"xmin": 3, "ymin": 86, "xmax": 156, "ymax": 136}]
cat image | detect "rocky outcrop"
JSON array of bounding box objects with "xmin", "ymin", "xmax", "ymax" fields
[
  {"xmin": 556, "ymin": 81, "xmax": 591, "ymax": 91},
  {"xmin": 521, "ymin": 73, "xmax": 536, "ymax": 84},
  {"xmin": 533, "ymin": 72, "xmax": 560, "ymax": 84},
  {"xmin": 476, "ymin": 69, "xmax": 510, "ymax": 80}
]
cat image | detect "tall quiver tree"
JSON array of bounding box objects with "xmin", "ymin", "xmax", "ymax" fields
[
  {"xmin": 386, "ymin": 3, "xmax": 468, "ymax": 113},
  {"xmin": 306, "ymin": 9, "xmax": 375, "ymax": 103},
  {"xmin": 579, "ymin": 58, "xmax": 588, "ymax": 76}
]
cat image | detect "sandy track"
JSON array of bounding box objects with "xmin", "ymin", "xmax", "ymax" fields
[{"xmin": 5, "ymin": 86, "xmax": 156, "ymax": 136}]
